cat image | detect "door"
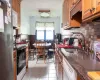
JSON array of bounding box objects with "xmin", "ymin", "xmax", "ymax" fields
[
  {"xmin": 96, "ymin": 0, "xmax": 100, "ymax": 13},
  {"xmin": 82, "ymin": 0, "xmax": 93, "ymax": 19}
]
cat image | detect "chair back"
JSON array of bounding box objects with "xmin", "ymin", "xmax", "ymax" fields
[{"xmin": 35, "ymin": 41, "xmax": 46, "ymax": 55}]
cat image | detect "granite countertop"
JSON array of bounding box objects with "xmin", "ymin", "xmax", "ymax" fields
[{"xmin": 60, "ymin": 48, "xmax": 100, "ymax": 80}]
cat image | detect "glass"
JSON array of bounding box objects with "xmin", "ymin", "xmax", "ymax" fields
[{"xmin": 37, "ymin": 30, "xmax": 44, "ymax": 40}]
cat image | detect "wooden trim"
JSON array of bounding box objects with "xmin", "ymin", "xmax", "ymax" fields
[
  {"xmin": 82, "ymin": 12, "xmax": 100, "ymax": 22},
  {"xmin": 70, "ymin": 0, "xmax": 81, "ymax": 11}
]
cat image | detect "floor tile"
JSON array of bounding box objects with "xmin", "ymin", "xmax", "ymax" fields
[
  {"xmin": 49, "ymin": 74, "xmax": 57, "ymax": 78},
  {"xmin": 22, "ymin": 59, "xmax": 57, "ymax": 80},
  {"xmin": 39, "ymin": 78, "xmax": 48, "ymax": 80},
  {"xmin": 48, "ymin": 70, "xmax": 56, "ymax": 74},
  {"xmin": 48, "ymin": 78, "xmax": 57, "ymax": 80}
]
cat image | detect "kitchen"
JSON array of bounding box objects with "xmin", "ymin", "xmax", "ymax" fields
[{"xmin": 0, "ymin": 0, "xmax": 100, "ymax": 80}]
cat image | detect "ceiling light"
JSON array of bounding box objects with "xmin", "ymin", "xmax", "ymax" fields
[
  {"xmin": 39, "ymin": 9, "xmax": 50, "ymax": 17},
  {"xmin": 40, "ymin": 12, "xmax": 50, "ymax": 17}
]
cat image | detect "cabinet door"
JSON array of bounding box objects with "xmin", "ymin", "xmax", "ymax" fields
[
  {"xmin": 26, "ymin": 47, "xmax": 29, "ymax": 69},
  {"xmin": 58, "ymin": 61, "xmax": 63, "ymax": 80},
  {"xmin": 96, "ymin": 0, "xmax": 100, "ymax": 13},
  {"xmin": 13, "ymin": 51, "xmax": 17, "ymax": 80},
  {"xmin": 55, "ymin": 53, "xmax": 59, "ymax": 77},
  {"xmin": 82, "ymin": 0, "xmax": 93, "ymax": 19}
]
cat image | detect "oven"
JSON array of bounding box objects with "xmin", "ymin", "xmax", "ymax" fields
[{"xmin": 17, "ymin": 47, "xmax": 26, "ymax": 75}]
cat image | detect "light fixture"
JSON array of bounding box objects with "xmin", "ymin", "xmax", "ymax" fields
[
  {"xmin": 39, "ymin": 10, "xmax": 50, "ymax": 18},
  {"xmin": 40, "ymin": 12, "xmax": 50, "ymax": 17}
]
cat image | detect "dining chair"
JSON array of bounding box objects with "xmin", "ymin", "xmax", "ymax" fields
[{"xmin": 35, "ymin": 41, "xmax": 46, "ymax": 63}]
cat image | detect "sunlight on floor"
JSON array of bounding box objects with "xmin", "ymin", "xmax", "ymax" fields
[{"xmin": 22, "ymin": 59, "xmax": 57, "ymax": 80}]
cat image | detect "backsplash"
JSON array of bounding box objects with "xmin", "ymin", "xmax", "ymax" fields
[{"xmin": 80, "ymin": 23, "xmax": 100, "ymax": 52}]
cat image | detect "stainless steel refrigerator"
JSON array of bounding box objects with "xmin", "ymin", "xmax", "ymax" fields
[{"xmin": 0, "ymin": 0, "xmax": 13, "ymax": 80}]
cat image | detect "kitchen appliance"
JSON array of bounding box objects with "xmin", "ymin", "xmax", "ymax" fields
[
  {"xmin": 0, "ymin": 1, "xmax": 13, "ymax": 80},
  {"xmin": 56, "ymin": 33, "xmax": 62, "ymax": 44},
  {"xmin": 17, "ymin": 45, "xmax": 26, "ymax": 80},
  {"xmin": 63, "ymin": 57, "xmax": 77, "ymax": 80}
]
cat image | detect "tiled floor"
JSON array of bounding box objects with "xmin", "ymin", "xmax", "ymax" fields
[{"xmin": 22, "ymin": 58, "xmax": 57, "ymax": 80}]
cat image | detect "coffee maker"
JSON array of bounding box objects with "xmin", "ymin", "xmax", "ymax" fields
[{"xmin": 56, "ymin": 33, "xmax": 62, "ymax": 44}]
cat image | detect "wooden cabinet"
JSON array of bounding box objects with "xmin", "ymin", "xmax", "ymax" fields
[
  {"xmin": 12, "ymin": 0, "xmax": 21, "ymax": 27},
  {"xmin": 95, "ymin": 0, "xmax": 100, "ymax": 13},
  {"xmin": 82, "ymin": 0, "xmax": 93, "ymax": 20},
  {"xmin": 82, "ymin": 0, "xmax": 100, "ymax": 22},
  {"xmin": 63, "ymin": 0, "xmax": 70, "ymax": 26},
  {"xmin": 26, "ymin": 46, "xmax": 29, "ymax": 69},
  {"xmin": 13, "ymin": 50, "xmax": 17, "ymax": 80},
  {"xmin": 63, "ymin": 0, "xmax": 82, "ymax": 28},
  {"xmin": 55, "ymin": 50, "xmax": 63, "ymax": 80},
  {"xmin": 70, "ymin": 0, "xmax": 82, "ymax": 27}
]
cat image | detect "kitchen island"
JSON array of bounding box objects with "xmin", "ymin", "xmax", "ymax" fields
[{"xmin": 55, "ymin": 45, "xmax": 100, "ymax": 80}]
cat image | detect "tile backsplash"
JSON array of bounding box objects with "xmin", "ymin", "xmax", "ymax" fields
[{"xmin": 80, "ymin": 22, "xmax": 100, "ymax": 51}]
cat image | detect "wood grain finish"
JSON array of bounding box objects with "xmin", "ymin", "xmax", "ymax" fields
[
  {"xmin": 12, "ymin": 0, "xmax": 20, "ymax": 27},
  {"xmin": 63, "ymin": 0, "xmax": 82, "ymax": 27},
  {"xmin": 70, "ymin": 0, "xmax": 82, "ymax": 27},
  {"xmin": 55, "ymin": 50, "xmax": 63, "ymax": 80},
  {"xmin": 26, "ymin": 46, "xmax": 29, "ymax": 69},
  {"xmin": 82, "ymin": 0, "xmax": 100, "ymax": 22},
  {"xmin": 88, "ymin": 71, "xmax": 100, "ymax": 80},
  {"xmin": 13, "ymin": 50, "xmax": 17, "ymax": 80}
]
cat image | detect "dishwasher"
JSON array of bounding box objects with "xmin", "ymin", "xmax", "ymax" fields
[{"xmin": 63, "ymin": 57, "xmax": 77, "ymax": 80}]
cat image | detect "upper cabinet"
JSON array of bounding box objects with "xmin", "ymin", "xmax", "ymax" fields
[
  {"xmin": 82, "ymin": 0, "xmax": 93, "ymax": 20},
  {"xmin": 96, "ymin": 0, "xmax": 100, "ymax": 13},
  {"xmin": 63, "ymin": 0, "xmax": 82, "ymax": 29},
  {"xmin": 82, "ymin": 0, "xmax": 100, "ymax": 22},
  {"xmin": 62, "ymin": 0, "xmax": 70, "ymax": 26},
  {"xmin": 12, "ymin": 0, "xmax": 21, "ymax": 27},
  {"xmin": 70, "ymin": 0, "xmax": 82, "ymax": 27}
]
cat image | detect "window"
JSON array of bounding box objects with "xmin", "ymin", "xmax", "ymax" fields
[
  {"xmin": 46, "ymin": 30, "xmax": 54, "ymax": 40},
  {"xmin": 36, "ymin": 22, "xmax": 54, "ymax": 40},
  {"xmin": 36, "ymin": 30, "xmax": 44, "ymax": 40}
]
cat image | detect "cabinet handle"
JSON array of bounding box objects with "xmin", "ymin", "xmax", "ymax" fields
[
  {"xmin": 92, "ymin": 8, "xmax": 95, "ymax": 11},
  {"xmin": 98, "ymin": 2, "xmax": 100, "ymax": 5},
  {"xmin": 90, "ymin": 8, "xmax": 95, "ymax": 12}
]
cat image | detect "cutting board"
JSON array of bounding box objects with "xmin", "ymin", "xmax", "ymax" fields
[{"xmin": 88, "ymin": 71, "xmax": 100, "ymax": 80}]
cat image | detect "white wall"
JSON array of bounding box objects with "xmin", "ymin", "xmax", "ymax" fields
[
  {"xmin": 20, "ymin": 0, "xmax": 63, "ymax": 35},
  {"xmin": 29, "ymin": 16, "xmax": 61, "ymax": 35}
]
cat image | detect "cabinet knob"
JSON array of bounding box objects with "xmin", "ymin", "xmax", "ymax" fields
[{"xmin": 90, "ymin": 8, "xmax": 95, "ymax": 12}]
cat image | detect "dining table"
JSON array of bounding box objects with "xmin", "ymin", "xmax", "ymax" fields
[{"xmin": 33, "ymin": 42, "xmax": 51, "ymax": 48}]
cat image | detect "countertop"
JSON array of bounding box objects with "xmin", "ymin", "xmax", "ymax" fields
[
  {"xmin": 13, "ymin": 43, "xmax": 28, "ymax": 50},
  {"xmin": 60, "ymin": 48, "xmax": 100, "ymax": 80}
]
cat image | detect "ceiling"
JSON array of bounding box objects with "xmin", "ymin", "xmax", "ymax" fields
[{"xmin": 21, "ymin": 0, "xmax": 64, "ymax": 17}]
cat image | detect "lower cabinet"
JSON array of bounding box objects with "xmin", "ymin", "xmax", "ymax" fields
[
  {"xmin": 13, "ymin": 50, "xmax": 17, "ymax": 80},
  {"xmin": 55, "ymin": 50, "xmax": 63, "ymax": 80},
  {"xmin": 55, "ymin": 49, "xmax": 79, "ymax": 80},
  {"xmin": 58, "ymin": 62, "xmax": 63, "ymax": 80},
  {"xmin": 26, "ymin": 46, "xmax": 29, "ymax": 69}
]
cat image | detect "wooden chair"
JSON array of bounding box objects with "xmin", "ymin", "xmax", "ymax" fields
[{"xmin": 35, "ymin": 41, "xmax": 46, "ymax": 63}]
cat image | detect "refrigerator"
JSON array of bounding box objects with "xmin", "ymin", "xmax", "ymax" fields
[{"xmin": 0, "ymin": 0, "xmax": 13, "ymax": 80}]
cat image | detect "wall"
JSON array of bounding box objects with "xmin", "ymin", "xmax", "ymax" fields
[{"xmin": 29, "ymin": 16, "xmax": 61, "ymax": 35}]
